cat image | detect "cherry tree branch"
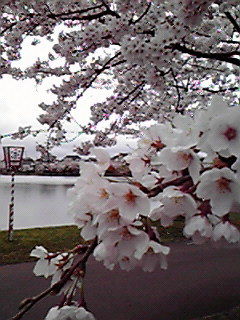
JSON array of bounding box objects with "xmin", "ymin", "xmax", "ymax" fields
[
  {"xmin": 49, "ymin": 52, "xmax": 123, "ymax": 129},
  {"xmin": 225, "ymin": 11, "xmax": 240, "ymax": 34},
  {"xmin": 171, "ymin": 83, "xmax": 239, "ymax": 94},
  {"xmin": 132, "ymin": 3, "xmax": 152, "ymax": 24},
  {"xmin": 117, "ymin": 81, "xmax": 145, "ymax": 105},
  {"xmin": 170, "ymin": 68, "xmax": 182, "ymax": 113},
  {"xmin": 174, "ymin": 44, "xmax": 240, "ymax": 67},
  {"xmin": 148, "ymin": 175, "xmax": 192, "ymax": 198},
  {"xmin": 1, "ymin": 4, "xmax": 119, "ymax": 36},
  {"xmin": 11, "ymin": 238, "xmax": 98, "ymax": 320},
  {"xmin": 47, "ymin": 3, "xmax": 120, "ymax": 21},
  {"xmin": 197, "ymin": 86, "xmax": 239, "ymax": 93},
  {"xmin": 48, "ymin": 4, "xmax": 104, "ymax": 18}
]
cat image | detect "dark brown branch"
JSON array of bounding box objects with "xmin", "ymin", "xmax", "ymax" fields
[
  {"xmin": 48, "ymin": 4, "xmax": 104, "ymax": 18},
  {"xmin": 0, "ymin": 15, "xmax": 31, "ymax": 35},
  {"xmin": 171, "ymin": 83, "xmax": 239, "ymax": 94},
  {"xmin": 225, "ymin": 11, "xmax": 240, "ymax": 34},
  {"xmin": 129, "ymin": 90, "xmax": 142, "ymax": 104},
  {"xmin": 195, "ymin": 30, "xmax": 240, "ymax": 45},
  {"xmin": 188, "ymin": 63, "xmax": 224, "ymax": 72},
  {"xmin": 197, "ymin": 86, "xmax": 239, "ymax": 93},
  {"xmin": 173, "ymin": 44, "xmax": 240, "ymax": 67},
  {"xmin": 49, "ymin": 4, "xmax": 120, "ymax": 21},
  {"xmin": 1, "ymin": 4, "xmax": 119, "ymax": 36},
  {"xmin": 53, "ymin": 10, "xmax": 117, "ymax": 21}
]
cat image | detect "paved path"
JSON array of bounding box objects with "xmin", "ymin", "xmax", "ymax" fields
[{"xmin": 1, "ymin": 241, "xmax": 240, "ymax": 320}]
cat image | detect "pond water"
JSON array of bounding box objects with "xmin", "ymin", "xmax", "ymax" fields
[{"xmin": 0, "ymin": 175, "xmax": 78, "ymax": 230}]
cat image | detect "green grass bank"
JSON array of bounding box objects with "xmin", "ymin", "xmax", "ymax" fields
[
  {"xmin": 0, "ymin": 225, "xmax": 81, "ymax": 265},
  {"xmin": 0, "ymin": 222, "xmax": 185, "ymax": 265}
]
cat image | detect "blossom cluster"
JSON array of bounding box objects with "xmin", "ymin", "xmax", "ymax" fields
[
  {"xmin": 30, "ymin": 96, "xmax": 240, "ymax": 319},
  {"xmin": 68, "ymin": 96, "xmax": 240, "ymax": 270}
]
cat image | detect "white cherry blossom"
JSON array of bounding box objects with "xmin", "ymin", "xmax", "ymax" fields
[
  {"xmin": 30, "ymin": 246, "xmax": 58, "ymax": 278},
  {"xmin": 207, "ymin": 110, "xmax": 240, "ymax": 156},
  {"xmin": 149, "ymin": 187, "xmax": 197, "ymax": 226},
  {"xmin": 213, "ymin": 221, "xmax": 240, "ymax": 243},
  {"xmin": 135, "ymin": 240, "xmax": 170, "ymax": 272},
  {"xmin": 172, "ymin": 113, "xmax": 200, "ymax": 148},
  {"xmin": 45, "ymin": 306, "xmax": 96, "ymax": 320},
  {"xmin": 95, "ymin": 225, "xmax": 149, "ymax": 270},
  {"xmin": 183, "ymin": 215, "xmax": 213, "ymax": 244},
  {"xmin": 105, "ymin": 183, "xmax": 150, "ymax": 221},
  {"xmin": 157, "ymin": 147, "xmax": 201, "ymax": 183},
  {"xmin": 138, "ymin": 123, "xmax": 174, "ymax": 152},
  {"xmin": 196, "ymin": 168, "xmax": 240, "ymax": 216},
  {"xmin": 125, "ymin": 150, "xmax": 151, "ymax": 179},
  {"xmin": 90, "ymin": 147, "xmax": 111, "ymax": 174}
]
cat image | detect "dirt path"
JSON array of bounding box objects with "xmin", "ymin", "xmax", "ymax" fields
[{"xmin": 1, "ymin": 241, "xmax": 240, "ymax": 320}]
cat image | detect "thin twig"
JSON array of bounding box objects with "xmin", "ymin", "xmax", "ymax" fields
[
  {"xmin": 117, "ymin": 81, "xmax": 145, "ymax": 105},
  {"xmin": 49, "ymin": 52, "xmax": 122, "ymax": 129},
  {"xmin": 132, "ymin": 3, "xmax": 151, "ymax": 24},
  {"xmin": 225, "ymin": 11, "xmax": 240, "ymax": 34},
  {"xmin": 11, "ymin": 238, "xmax": 98, "ymax": 320},
  {"xmin": 171, "ymin": 68, "xmax": 182, "ymax": 112}
]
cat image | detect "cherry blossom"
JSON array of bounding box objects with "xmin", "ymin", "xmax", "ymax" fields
[
  {"xmin": 105, "ymin": 183, "xmax": 151, "ymax": 221},
  {"xmin": 207, "ymin": 110, "xmax": 240, "ymax": 156},
  {"xmin": 135, "ymin": 240, "xmax": 170, "ymax": 271},
  {"xmin": 149, "ymin": 186, "xmax": 197, "ymax": 226},
  {"xmin": 157, "ymin": 147, "xmax": 201, "ymax": 183},
  {"xmin": 183, "ymin": 215, "xmax": 213, "ymax": 244},
  {"xmin": 213, "ymin": 221, "xmax": 240, "ymax": 243},
  {"xmin": 30, "ymin": 246, "xmax": 59, "ymax": 278},
  {"xmin": 90, "ymin": 147, "xmax": 111, "ymax": 173},
  {"xmin": 196, "ymin": 168, "xmax": 240, "ymax": 216},
  {"xmin": 125, "ymin": 150, "xmax": 151, "ymax": 179},
  {"xmin": 45, "ymin": 306, "xmax": 96, "ymax": 320},
  {"xmin": 94, "ymin": 224, "xmax": 150, "ymax": 271}
]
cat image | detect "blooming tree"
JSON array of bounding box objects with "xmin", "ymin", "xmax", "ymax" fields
[
  {"xmin": 0, "ymin": 0, "xmax": 239, "ymax": 148},
  {"xmin": 1, "ymin": 1, "xmax": 240, "ymax": 319}
]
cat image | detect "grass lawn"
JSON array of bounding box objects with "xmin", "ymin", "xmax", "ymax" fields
[
  {"xmin": 1, "ymin": 213, "xmax": 239, "ymax": 265},
  {"xmin": 0, "ymin": 225, "xmax": 82, "ymax": 265},
  {"xmin": 0, "ymin": 221, "xmax": 185, "ymax": 265}
]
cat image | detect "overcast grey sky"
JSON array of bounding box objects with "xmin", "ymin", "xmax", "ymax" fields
[{"xmin": 0, "ymin": 75, "xmax": 137, "ymax": 160}]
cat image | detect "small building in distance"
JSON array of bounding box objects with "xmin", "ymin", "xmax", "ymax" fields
[{"xmin": 21, "ymin": 157, "xmax": 35, "ymax": 172}]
